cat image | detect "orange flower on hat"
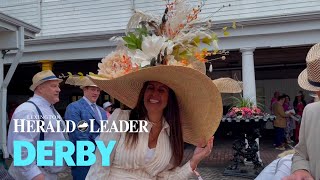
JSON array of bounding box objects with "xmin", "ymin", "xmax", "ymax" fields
[{"xmin": 98, "ymin": 51, "xmax": 136, "ymax": 79}]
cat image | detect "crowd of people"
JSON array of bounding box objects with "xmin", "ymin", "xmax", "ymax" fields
[
  {"xmin": 256, "ymin": 43, "xmax": 320, "ymax": 180},
  {"xmin": 270, "ymin": 91, "xmax": 309, "ymax": 150}
]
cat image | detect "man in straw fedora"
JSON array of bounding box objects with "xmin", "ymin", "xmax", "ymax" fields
[
  {"xmin": 283, "ymin": 43, "xmax": 320, "ymax": 180},
  {"xmin": 64, "ymin": 76, "xmax": 106, "ymax": 180},
  {"xmin": 7, "ymin": 70, "xmax": 67, "ymax": 180},
  {"xmin": 85, "ymin": 0, "xmax": 225, "ymax": 179}
]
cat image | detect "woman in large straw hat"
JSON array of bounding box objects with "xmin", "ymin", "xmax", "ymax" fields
[
  {"xmin": 86, "ymin": 1, "xmax": 224, "ymax": 179},
  {"xmin": 283, "ymin": 43, "xmax": 320, "ymax": 180}
]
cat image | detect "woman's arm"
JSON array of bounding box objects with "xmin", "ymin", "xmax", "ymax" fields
[{"xmin": 157, "ymin": 137, "xmax": 214, "ymax": 179}]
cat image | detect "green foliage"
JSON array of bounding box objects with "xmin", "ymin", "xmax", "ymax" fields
[
  {"xmin": 122, "ymin": 26, "xmax": 148, "ymax": 50},
  {"xmin": 227, "ymin": 95, "xmax": 265, "ymax": 110},
  {"xmin": 229, "ymin": 96, "xmax": 253, "ymax": 108},
  {"xmin": 202, "ymin": 37, "xmax": 212, "ymax": 45}
]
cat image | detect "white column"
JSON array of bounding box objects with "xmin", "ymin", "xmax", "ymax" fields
[
  {"xmin": 241, "ymin": 48, "xmax": 257, "ymax": 105},
  {"xmin": 241, "ymin": 48, "xmax": 262, "ymax": 164},
  {"xmin": 0, "ymin": 54, "xmax": 5, "ymax": 157}
]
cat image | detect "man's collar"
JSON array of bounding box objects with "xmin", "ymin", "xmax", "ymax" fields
[
  {"xmin": 83, "ymin": 96, "xmax": 96, "ymax": 106},
  {"xmin": 33, "ymin": 94, "xmax": 51, "ymax": 106}
]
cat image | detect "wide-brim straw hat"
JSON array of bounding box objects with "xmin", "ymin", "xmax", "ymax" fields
[
  {"xmin": 65, "ymin": 76, "xmax": 98, "ymax": 89},
  {"xmin": 298, "ymin": 43, "xmax": 320, "ymax": 91},
  {"xmin": 212, "ymin": 77, "xmax": 243, "ymax": 93},
  {"xmin": 30, "ymin": 70, "xmax": 62, "ymax": 91},
  {"xmin": 89, "ymin": 65, "xmax": 222, "ymax": 146}
]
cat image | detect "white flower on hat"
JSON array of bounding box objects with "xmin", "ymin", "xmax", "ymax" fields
[
  {"xmin": 161, "ymin": 40, "xmax": 174, "ymax": 55},
  {"xmin": 130, "ymin": 35, "xmax": 174, "ymax": 68}
]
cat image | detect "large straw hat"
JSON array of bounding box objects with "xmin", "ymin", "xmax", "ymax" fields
[
  {"xmin": 212, "ymin": 77, "xmax": 243, "ymax": 93},
  {"xmin": 30, "ymin": 70, "xmax": 62, "ymax": 91},
  {"xmin": 65, "ymin": 76, "xmax": 98, "ymax": 89},
  {"xmin": 89, "ymin": 0, "xmax": 226, "ymax": 146},
  {"xmin": 90, "ymin": 65, "xmax": 222, "ymax": 146},
  {"xmin": 298, "ymin": 43, "xmax": 320, "ymax": 91}
]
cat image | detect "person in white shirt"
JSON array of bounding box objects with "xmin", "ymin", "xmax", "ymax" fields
[
  {"xmin": 86, "ymin": 1, "xmax": 224, "ymax": 179},
  {"xmin": 283, "ymin": 43, "xmax": 320, "ymax": 180},
  {"xmin": 255, "ymin": 150, "xmax": 294, "ymax": 180},
  {"xmin": 7, "ymin": 70, "xmax": 67, "ymax": 180}
]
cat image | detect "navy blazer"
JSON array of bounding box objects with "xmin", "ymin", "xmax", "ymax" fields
[
  {"xmin": 65, "ymin": 98, "xmax": 107, "ymax": 180},
  {"xmin": 65, "ymin": 97, "xmax": 107, "ymax": 144}
]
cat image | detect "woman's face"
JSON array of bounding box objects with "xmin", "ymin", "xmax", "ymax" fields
[
  {"xmin": 144, "ymin": 81, "xmax": 169, "ymax": 114},
  {"xmin": 285, "ymin": 97, "xmax": 289, "ymax": 103},
  {"xmin": 297, "ymin": 95, "xmax": 302, "ymax": 101}
]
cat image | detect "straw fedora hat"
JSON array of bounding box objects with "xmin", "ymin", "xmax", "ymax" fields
[
  {"xmin": 90, "ymin": 65, "xmax": 222, "ymax": 146},
  {"xmin": 298, "ymin": 43, "xmax": 320, "ymax": 91},
  {"xmin": 65, "ymin": 76, "xmax": 98, "ymax": 89},
  {"xmin": 212, "ymin": 77, "xmax": 243, "ymax": 93},
  {"xmin": 30, "ymin": 70, "xmax": 62, "ymax": 91}
]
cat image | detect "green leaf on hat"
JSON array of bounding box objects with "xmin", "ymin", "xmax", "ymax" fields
[{"xmin": 202, "ymin": 37, "xmax": 212, "ymax": 46}]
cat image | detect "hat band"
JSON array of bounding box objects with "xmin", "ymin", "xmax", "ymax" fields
[
  {"xmin": 308, "ymin": 79, "xmax": 320, "ymax": 87},
  {"xmin": 41, "ymin": 75, "xmax": 58, "ymax": 81}
]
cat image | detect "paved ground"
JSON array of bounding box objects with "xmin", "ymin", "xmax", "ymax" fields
[{"xmin": 183, "ymin": 137, "xmax": 282, "ymax": 180}]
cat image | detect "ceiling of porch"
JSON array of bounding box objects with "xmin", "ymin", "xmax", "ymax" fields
[{"xmin": 207, "ymin": 45, "xmax": 312, "ymax": 80}]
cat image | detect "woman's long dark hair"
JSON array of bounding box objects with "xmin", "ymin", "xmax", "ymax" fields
[
  {"xmin": 293, "ymin": 95, "xmax": 306, "ymax": 111},
  {"xmin": 125, "ymin": 81, "xmax": 184, "ymax": 167}
]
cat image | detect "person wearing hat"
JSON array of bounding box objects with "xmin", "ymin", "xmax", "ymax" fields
[
  {"xmin": 103, "ymin": 101, "xmax": 113, "ymax": 118},
  {"xmin": 64, "ymin": 76, "xmax": 106, "ymax": 180},
  {"xmin": 7, "ymin": 70, "xmax": 67, "ymax": 180},
  {"xmin": 85, "ymin": 1, "xmax": 224, "ymax": 179},
  {"xmin": 283, "ymin": 43, "xmax": 320, "ymax": 180}
]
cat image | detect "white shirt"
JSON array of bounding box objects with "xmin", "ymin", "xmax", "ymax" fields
[
  {"xmin": 86, "ymin": 109, "xmax": 194, "ymax": 180},
  {"xmin": 145, "ymin": 148, "xmax": 156, "ymax": 163},
  {"xmin": 255, "ymin": 154, "xmax": 293, "ymax": 180},
  {"xmin": 7, "ymin": 94, "xmax": 66, "ymax": 180}
]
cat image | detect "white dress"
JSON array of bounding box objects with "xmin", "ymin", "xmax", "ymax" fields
[{"xmin": 86, "ymin": 109, "xmax": 194, "ymax": 180}]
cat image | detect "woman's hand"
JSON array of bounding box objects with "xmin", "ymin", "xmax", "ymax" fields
[{"xmin": 190, "ymin": 136, "xmax": 214, "ymax": 170}]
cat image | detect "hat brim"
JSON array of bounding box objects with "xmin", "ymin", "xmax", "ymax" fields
[
  {"xmin": 30, "ymin": 78, "xmax": 63, "ymax": 91},
  {"xmin": 212, "ymin": 78, "xmax": 243, "ymax": 94},
  {"xmin": 298, "ymin": 69, "xmax": 320, "ymax": 91},
  {"xmin": 89, "ymin": 65, "xmax": 222, "ymax": 146},
  {"xmin": 80, "ymin": 85, "xmax": 99, "ymax": 89}
]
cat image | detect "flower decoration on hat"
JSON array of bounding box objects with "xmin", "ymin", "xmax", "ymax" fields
[{"xmin": 97, "ymin": 0, "xmax": 232, "ymax": 79}]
